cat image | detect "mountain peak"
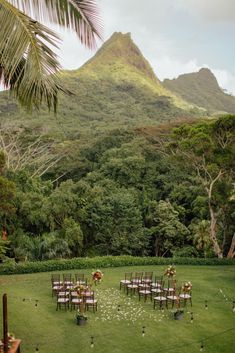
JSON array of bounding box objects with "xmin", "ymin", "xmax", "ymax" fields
[
  {"xmin": 163, "ymin": 68, "xmax": 235, "ymax": 113},
  {"xmin": 83, "ymin": 32, "xmax": 158, "ymax": 81}
]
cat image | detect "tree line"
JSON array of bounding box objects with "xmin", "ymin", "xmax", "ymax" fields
[{"xmin": 0, "ymin": 115, "xmax": 234, "ymax": 260}]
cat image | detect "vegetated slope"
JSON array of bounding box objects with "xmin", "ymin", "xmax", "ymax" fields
[
  {"xmin": 0, "ymin": 32, "xmax": 200, "ymax": 139},
  {"xmin": 163, "ymin": 68, "xmax": 235, "ymax": 114}
]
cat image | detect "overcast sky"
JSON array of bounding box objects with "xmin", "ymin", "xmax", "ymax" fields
[{"xmin": 53, "ymin": 0, "xmax": 235, "ymax": 95}]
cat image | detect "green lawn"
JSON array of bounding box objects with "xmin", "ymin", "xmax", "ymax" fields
[{"xmin": 0, "ymin": 265, "xmax": 234, "ymax": 353}]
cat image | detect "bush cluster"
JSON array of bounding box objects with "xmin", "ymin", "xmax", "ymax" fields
[{"xmin": 0, "ymin": 256, "xmax": 234, "ymax": 275}]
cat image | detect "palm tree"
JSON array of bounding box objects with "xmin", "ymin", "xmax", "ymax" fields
[
  {"xmin": 0, "ymin": 0, "xmax": 102, "ymax": 111},
  {"xmin": 193, "ymin": 220, "xmax": 211, "ymax": 258}
]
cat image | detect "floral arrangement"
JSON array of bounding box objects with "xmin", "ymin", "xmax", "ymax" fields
[
  {"xmin": 182, "ymin": 281, "xmax": 192, "ymax": 292},
  {"xmin": 164, "ymin": 265, "xmax": 176, "ymax": 277},
  {"xmin": 92, "ymin": 269, "xmax": 103, "ymax": 283}
]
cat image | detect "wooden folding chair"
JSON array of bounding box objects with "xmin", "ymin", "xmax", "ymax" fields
[
  {"xmin": 139, "ymin": 286, "xmax": 152, "ymax": 302},
  {"xmin": 56, "ymin": 293, "xmax": 69, "ymax": 311},
  {"xmin": 167, "ymin": 288, "xmax": 181, "ymax": 309},
  {"xmin": 75, "ymin": 273, "xmax": 87, "ymax": 285},
  {"xmin": 120, "ymin": 272, "xmax": 132, "ymax": 292},
  {"xmin": 85, "ymin": 293, "xmax": 98, "ymax": 313},
  {"xmin": 142, "ymin": 272, "xmax": 153, "ymax": 284},
  {"xmin": 153, "ymin": 295, "xmax": 168, "ymax": 310},
  {"xmin": 179, "ymin": 288, "xmax": 192, "ymax": 307}
]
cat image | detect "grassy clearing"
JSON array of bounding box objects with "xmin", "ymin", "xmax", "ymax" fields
[{"xmin": 0, "ymin": 265, "xmax": 234, "ymax": 353}]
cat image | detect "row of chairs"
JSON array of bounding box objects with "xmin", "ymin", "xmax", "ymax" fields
[
  {"xmin": 51, "ymin": 274, "xmax": 98, "ymax": 312},
  {"xmin": 120, "ymin": 272, "xmax": 192, "ymax": 309},
  {"xmin": 51, "ymin": 273, "xmax": 88, "ymax": 297},
  {"xmin": 56, "ymin": 289, "xmax": 98, "ymax": 312}
]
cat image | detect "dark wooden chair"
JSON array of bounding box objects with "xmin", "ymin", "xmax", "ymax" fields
[
  {"xmin": 51, "ymin": 274, "xmax": 61, "ymax": 286},
  {"xmin": 142, "ymin": 272, "xmax": 153, "ymax": 284},
  {"xmin": 179, "ymin": 289, "xmax": 192, "ymax": 307},
  {"xmin": 85, "ymin": 293, "xmax": 98, "ymax": 313},
  {"xmin": 139, "ymin": 286, "xmax": 152, "ymax": 302},
  {"xmin": 151, "ymin": 276, "xmax": 164, "ymax": 289},
  {"xmin": 153, "ymin": 294, "xmax": 168, "ymax": 310},
  {"xmin": 63, "ymin": 273, "xmax": 73, "ymax": 285},
  {"xmin": 52, "ymin": 284, "xmax": 64, "ymax": 297},
  {"xmin": 167, "ymin": 287, "xmax": 181, "ymax": 309},
  {"xmin": 75, "ymin": 273, "xmax": 87, "ymax": 285},
  {"xmin": 120, "ymin": 272, "xmax": 132, "ymax": 291},
  {"xmin": 126, "ymin": 283, "xmax": 138, "ymax": 296},
  {"xmin": 56, "ymin": 294, "xmax": 69, "ymax": 311},
  {"xmin": 163, "ymin": 279, "xmax": 177, "ymax": 296},
  {"xmin": 131, "ymin": 272, "xmax": 143, "ymax": 285}
]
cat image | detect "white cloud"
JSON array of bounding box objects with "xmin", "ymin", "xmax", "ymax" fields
[
  {"xmin": 178, "ymin": 0, "xmax": 235, "ymax": 22},
  {"xmin": 151, "ymin": 55, "xmax": 235, "ymax": 95},
  {"xmin": 212, "ymin": 69, "xmax": 235, "ymax": 95}
]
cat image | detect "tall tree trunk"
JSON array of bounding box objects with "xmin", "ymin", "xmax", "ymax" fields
[
  {"xmin": 206, "ymin": 170, "xmax": 224, "ymax": 258},
  {"xmin": 209, "ymin": 205, "xmax": 223, "ymax": 258},
  {"xmin": 227, "ymin": 233, "xmax": 235, "ymax": 258}
]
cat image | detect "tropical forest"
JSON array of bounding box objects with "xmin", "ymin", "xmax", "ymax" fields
[{"xmin": 0, "ymin": 1, "xmax": 234, "ymax": 353}]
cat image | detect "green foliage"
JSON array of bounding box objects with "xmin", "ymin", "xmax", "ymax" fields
[
  {"xmin": 0, "ymin": 255, "xmax": 234, "ymax": 275},
  {"xmin": 0, "ymin": 116, "xmax": 234, "ymax": 260},
  {"xmin": 146, "ymin": 200, "xmax": 190, "ymax": 256}
]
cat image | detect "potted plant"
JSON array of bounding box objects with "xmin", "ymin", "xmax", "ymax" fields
[
  {"xmin": 76, "ymin": 310, "xmax": 87, "ymax": 326},
  {"xmin": 173, "ymin": 309, "xmax": 184, "ymax": 320}
]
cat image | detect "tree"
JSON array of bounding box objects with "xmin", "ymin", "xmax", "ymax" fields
[
  {"xmin": 0, "ymin": 0, "xmax": 102, "ymax": 111},
  {"xmin": 145, "ymin": 200, "xmax": 189, "ymax": 257},
  {"xmin": 191, "ymin": 220, "xmax": 211, "ymax": 258},
  {"xmin": 159, "ymin": 116, "xmax": 235, "ymax": 257}
]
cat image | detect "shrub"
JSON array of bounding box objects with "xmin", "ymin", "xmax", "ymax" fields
[{"xmin": 0, "ymin": 256, "xmax": 234, "ymax": 275}]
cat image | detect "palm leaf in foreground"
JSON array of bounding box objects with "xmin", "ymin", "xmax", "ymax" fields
[
  {"xmin": 8, "ymin": 0, "xmax": 103, "ymax": 48},
  {"xmin": 0, "ymin": 0, "xmax": 102, "ymax": 111},
  {"xmin": 0, "ymin": 0, "xmax": 66, "ymax": 111}
]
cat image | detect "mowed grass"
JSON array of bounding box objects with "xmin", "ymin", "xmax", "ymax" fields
[{"xmin": 0, "ymin": 265, "xmax": 234, "ymax": 353}]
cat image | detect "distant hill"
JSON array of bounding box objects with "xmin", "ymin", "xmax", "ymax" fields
[
  {"xmin": 163, "ymin": 68, "xmax": 235, "ymax": 113},
  {"xmin": 0, "ymin": 32, "xmax": 199, "ymax": 139}
]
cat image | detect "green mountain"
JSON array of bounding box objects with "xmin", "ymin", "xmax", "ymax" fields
[
  {"xmin": 163, "ymin": 68, "xmax": 235, "ymax": 114},
  {"xmin": 0, "ymin": 32, "xmax": 199, "ymax": 139}
]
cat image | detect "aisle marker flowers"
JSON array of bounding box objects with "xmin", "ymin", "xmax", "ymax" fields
[{"xmin": 164, "ymin": 265, "xmax": 176, "ymax": 277}]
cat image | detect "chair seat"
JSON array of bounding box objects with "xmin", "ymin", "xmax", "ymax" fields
[
  {"xmin": 72, "ymin": 298, "xmax": 83, "ymax": 304},
  {"xmin": 167, "ymin": 295, "xmax": 178, "ymax": 300},
  {"xmin": 139, "ymin": 284, "xmax": 150, "ymax": 288},
  {"xmin": 71, "ymin": 291, "xmax": 79, "ymax": 296},
  {"xmin": 132, "ymin": 279, "xmax": 142, "ymax": 284},
  {"xmin": 53, "ymin": 286, "xmax": 63, "ymax": 290},
  {"xmin": 154, "ymin": 296, "xmax": 167, "ymax": 301},
  {"xmin": 151, "ymin": 283, "xmax": 162, "ymax": 288},
  {"xmin": 57, "ymin": 298, "xmax": 69, "ymax": 303},
  {"xmin": 86, "ymin": 299, "xmax": 97, "ymax": 304},
  {"xmin": 58, "ymin": 291, "xmax": 69, "ymax": 296},
  {"xmin": 179, "ymin": 293, "xmax": 191, "ymax": 299},
  {"xmin": 120, "ymin": 279, "xmax": 131, "ymax": 284},
  {"xmin": 76, "ymin": 280, "xmax": 86, "ymax": 285},
  {"xmin": 53, "ymin": 281, "xmax": 63, "ymax": 285},
  {"xmin": 81, "ymin": 291, "xmax": 94, "ymax": 297},
  {"xmin": 127, "ymin": 284, "xmax": 138, "ymax": 288},
  {"xmin": 164, "ymin": 287, "xmax": 174, "ymax": 292},
  {"xmin": 139, "ymin": 290, "xmax": 151, "ymax": 295},
  {"xmin": 151, "ymin": 288, "xmax": 162, "ymax": 294},
  {"xmin": 142, "ymin": 279, "xmax": 152, "ymax": 283},
  {"xmin": 64, "ymin": 281, "xmax": 73, "ymax": 285}
]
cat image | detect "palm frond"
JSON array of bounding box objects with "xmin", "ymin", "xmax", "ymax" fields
[
  {"xmin": 0, "ymin": 0, "xmax": 66, "ymax": 111},
  {"xmin": 8, "ymin": 0, "xmax": 103, "ymax": 48}
]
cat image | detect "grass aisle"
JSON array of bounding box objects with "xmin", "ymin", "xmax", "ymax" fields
[{"xmin": 0, "ymin": 265, "xmax": 234, "ymax": 353}]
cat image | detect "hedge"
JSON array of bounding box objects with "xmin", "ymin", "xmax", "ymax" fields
[{"xmin": 0, "ymin": 256, "xmax": 234, "ymax": 275}]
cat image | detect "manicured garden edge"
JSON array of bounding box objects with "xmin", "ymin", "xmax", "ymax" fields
[{"xmin": 0, "ymin": 256, "xmax": 234, "ymax": 275}]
